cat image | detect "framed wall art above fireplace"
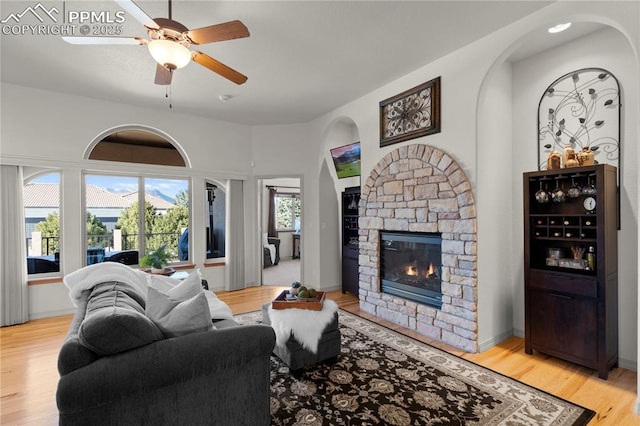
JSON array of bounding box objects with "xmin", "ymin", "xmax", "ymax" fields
[{"xmin": 380, "ymin": 76, "xmax": 441, "ymax": 147}]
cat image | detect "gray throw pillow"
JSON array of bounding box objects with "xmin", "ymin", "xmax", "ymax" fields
[
  {"xmin": 145, "ymin": 273, "xmax": 214, "ymax": 338},
  {"xmin": 78, "ymin": 281, "xmax": 164, "ymax": 356}
]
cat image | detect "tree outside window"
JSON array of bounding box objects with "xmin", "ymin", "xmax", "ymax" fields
[{"xmin": 275, "ymin": 194, "xmax": 300, "ymax": 231}]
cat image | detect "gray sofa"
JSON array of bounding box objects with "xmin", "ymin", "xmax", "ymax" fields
[{"xmin": 56, "ymin": 281, "xmax": 276, "ymax": 426}]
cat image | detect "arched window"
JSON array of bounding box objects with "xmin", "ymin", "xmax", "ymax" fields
[
  {"xmin": 83, "ymin": 128, "xmax": 192, "ymax": 267},
  {"xmin": 88, "ymin": 129, "xmax": 187, "ymax": 167}
]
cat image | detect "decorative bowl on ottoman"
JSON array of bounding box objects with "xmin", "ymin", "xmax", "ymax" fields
[{"xmin": 272, "ymin": 289, "xmax": 326, "ymax": 311}]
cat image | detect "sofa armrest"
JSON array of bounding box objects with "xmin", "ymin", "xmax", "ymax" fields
[{"xmin": 57, "ymin": 324, "xmax": 275, "ymax": 412}]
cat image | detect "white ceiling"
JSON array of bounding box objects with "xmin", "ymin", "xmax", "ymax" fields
[{"xmin": 1, "ymin": 1, "xmax": 603, "ymax": 126}]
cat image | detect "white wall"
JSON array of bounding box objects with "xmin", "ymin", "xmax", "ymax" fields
[
  {"xmin": 510, "ymin": 27, "xmax": 639, "ymax": 369},
  {"xmin": 476, "ymin": 61, "xmax": 515, "ymax": 350}
]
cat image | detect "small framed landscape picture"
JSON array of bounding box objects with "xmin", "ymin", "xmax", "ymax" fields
[
  {"xmin": 380, "ymin": 76, "xmax": 441, "ymax": 147},
  {"xmin": 330, "ymin": 142, "xmax": 361, "ymax": 179}
]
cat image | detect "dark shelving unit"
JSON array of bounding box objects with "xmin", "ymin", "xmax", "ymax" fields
[
  {"xmin": 523, "ymin": 164, "xmax": 618, "ymax": 379},
  {"xmin": 342, "ymin": 186, "xmax": 360, "ymax": 295}
]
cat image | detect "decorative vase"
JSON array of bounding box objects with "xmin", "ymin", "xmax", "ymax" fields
[
  {"xmin": 564, "ymin": 156, "xmax": 579, "ymax": 168},
  {"xmin": 561, "ymin": 144, "xmax": 575, "ymax": 168},
  {"xmin": 547, "ymin": 151, "xmax": 561, "ymax": 170},
  {"xmin": 577, "ymin": 147, "xmax": 595, "ymax": 166}
]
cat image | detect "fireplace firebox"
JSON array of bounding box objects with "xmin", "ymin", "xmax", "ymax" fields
[{"xmin": 380, "ymin": 231, "xmax": 442, "ymax": 309}]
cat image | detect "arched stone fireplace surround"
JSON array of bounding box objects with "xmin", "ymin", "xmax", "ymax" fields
[{"xmin": 358, "ymin": 144, "xmax": 478, "ymax": 352}]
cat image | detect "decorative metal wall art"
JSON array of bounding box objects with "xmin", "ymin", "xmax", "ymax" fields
[
  {"xmin": 380, "ymin": 76, "xmax": 441, "ymax": 147},
  {"xmin": 538, "ymin": 68, "xmax": 620, "ymax": 179}
]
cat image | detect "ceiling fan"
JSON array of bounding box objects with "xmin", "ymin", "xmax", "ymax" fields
[{"xmin": 62, "ymin": 0, "xmax": 249, "ymax": 85}]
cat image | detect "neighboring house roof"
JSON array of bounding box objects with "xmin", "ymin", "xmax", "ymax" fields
[
  {"xmin": 85, "ymin": 185, "xmax": 133, "ymax": 208},
  {"xmin": 23, "ymin": 183, "xmax": 59, "ymax": 207},
  {"xmin": 123, "ymin": 192, "xmax": 175, "ymax": 210},
  {"xmin": 24, "ymin": 184, "xmax": 174, "ymax": 211}
]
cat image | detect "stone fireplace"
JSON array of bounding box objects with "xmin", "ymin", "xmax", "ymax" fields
[{"xmin": 358, "ymin": 144, "xmax": 478, "ymax": 352}]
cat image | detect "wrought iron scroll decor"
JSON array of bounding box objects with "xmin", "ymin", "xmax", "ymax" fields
[
  {"xmin": 380, "ymin": 77, "xmax": 441, "ymax": 147},
  {"xmin": 538, "ymin": 68, "xmax": 620, "ymax": 179}
]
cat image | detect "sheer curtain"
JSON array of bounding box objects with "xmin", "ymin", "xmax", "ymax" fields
[
  {"xmin": 0, "ymin": 165, "xmax": 29, "ymax": 325},
  {"xmin": 225, "ymin": 179, "xmax": 245, "ymax": 291}
]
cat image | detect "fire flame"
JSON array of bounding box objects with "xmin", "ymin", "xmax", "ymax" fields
[
  {"xmin": 403, "ymin": 263, "xmax": 437, "ymax": 279},
  {"xmin": 426, "ymin": 263, "xmax": 435, "ymax": 277}
]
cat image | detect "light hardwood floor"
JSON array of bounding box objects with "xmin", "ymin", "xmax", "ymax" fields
[{"xmin": 1, "ymin": 286, "xmax": 637, "ymax": 425}]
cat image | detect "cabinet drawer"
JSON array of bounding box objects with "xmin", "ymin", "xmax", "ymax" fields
[{"xmin": 529, "ymin": 269, "xmax": 597, "ymax": 297}]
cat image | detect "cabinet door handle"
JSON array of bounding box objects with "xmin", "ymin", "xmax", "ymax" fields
[{"xmin": 549, "ymin": 293, "xmax": 573, "ymax": 300}]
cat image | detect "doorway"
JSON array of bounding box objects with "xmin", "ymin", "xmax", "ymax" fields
[{"xmin": 258, "ymin": 177, "xmax": 301, "ymax": 286}]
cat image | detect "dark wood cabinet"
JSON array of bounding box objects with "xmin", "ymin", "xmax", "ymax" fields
[
  {"xmin": 523, "ymin": 164, "xmax": 618, "ymax": 379},
  {"xmin": 342, "ymin": 186, "xmax": 360, "ymax": 295}
]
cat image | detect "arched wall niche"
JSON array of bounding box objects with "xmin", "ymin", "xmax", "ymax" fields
[
  {"xmin": 85, "ymin": 125, "xmax": 190, "ymax": 167},
  {"xmin": 318, "ymin": 116, "xmax": 361, "ymax": 290},
  {"xmin": 476, "ymin": 13, "xmax": 638, "ymax": 374},
  {"xmin": 321, "ymin": 116, "xmax": 361, "ymax": 188}
]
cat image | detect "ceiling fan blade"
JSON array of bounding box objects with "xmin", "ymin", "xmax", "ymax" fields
[
  {"xmin": 62, "ymin": 36, "xmax": 146, "ymax": 45},
  {"xmin": 154, "ymin": 64, "xmax": 173, "ymax": 85},
  {"xmin": 192, "ymin": 51, "xmax": 248, "ymax": 85},
  {"xmin": 186, "ymin": 20, "xmax": 250, "ymax": 45},
  {"xmin": 114, "ymin": 0, "xmax": 159, "ymax": 29}
]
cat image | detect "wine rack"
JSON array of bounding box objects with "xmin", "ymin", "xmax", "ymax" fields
[{"xmin": 523, "ymin": 164, "xmax": 618, "ymax": 379}]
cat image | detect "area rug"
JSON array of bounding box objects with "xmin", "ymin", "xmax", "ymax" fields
[{"xmin": 234, "ymin": 309, "xmax": 595, "ymax": 426}]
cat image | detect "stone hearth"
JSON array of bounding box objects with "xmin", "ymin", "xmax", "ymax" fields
[{"xmin": 358, "ymin": 144, "xmax": 478, "ymax": 352}]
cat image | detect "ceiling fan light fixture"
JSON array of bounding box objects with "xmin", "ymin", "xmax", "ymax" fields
[{"xmin": 148, "ymin": 39, "xmax": 192, "ymax": 69}]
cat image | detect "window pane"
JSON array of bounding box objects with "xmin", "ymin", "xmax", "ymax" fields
[
  {"xmin": 293, "ymin": 197, "xmax": 301, "ymax": 231},
  {"xmin": 275, "ymin": 194, "xmax": 300, "ymax": 231},
  {"xmin": 144, "ymin": 178, "xmax": 189, "ymax": 262},
  {"xmin": 24, "ymin": 172, "xmax": 61, "ymax": 275},
  {"xmin": 84, "ymin": 175, "xmax": 190, "ymax": 266},
  {"xmin": 85, "ymin": 175, "xmax": 139, "ymax": 265},
  {"xmin": 206, "ymin": 183, "xmax": 225, "ymax": 259}
]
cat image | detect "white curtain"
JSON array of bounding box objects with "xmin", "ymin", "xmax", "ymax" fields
[
  {"xmin": 226, "ymin": 179, "xmax": 245, "ymax": 291},
  {"xmin": 0, "ymin": 165, "xmax": 29, "ymax": 325}
]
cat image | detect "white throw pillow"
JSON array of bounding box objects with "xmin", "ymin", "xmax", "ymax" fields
[
  {"xmin": 262, "ymin": 232, "xmax": 269, "ymax": 246},
  {"xmin": 145, "ymin": 271, "xmax": 213, "ymax": 337}
]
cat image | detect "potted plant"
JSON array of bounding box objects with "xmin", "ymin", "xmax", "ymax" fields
[{"xmin": 140, "ymin": 244, "xmax": 173, "ymax": 273}]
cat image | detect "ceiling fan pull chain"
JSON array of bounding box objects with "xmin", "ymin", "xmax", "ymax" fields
[{"xmin": 164, "ymin": 85, "xmax": 171, "ymax": 109}]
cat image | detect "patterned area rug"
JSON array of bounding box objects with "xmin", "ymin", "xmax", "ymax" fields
[{"xmin": 234, "ymin": 309, "xmax": 595, "ymax": 426}]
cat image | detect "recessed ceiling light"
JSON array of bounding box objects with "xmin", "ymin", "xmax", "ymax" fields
[
  {"xmin": 219, "ymin": 94, "xmax": 232, "ymax": 101},
  {"xmin": 548, "ymin": 23, "xmax": 571, "ymax": 33}
]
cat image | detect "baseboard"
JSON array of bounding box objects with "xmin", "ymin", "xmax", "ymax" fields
[
  {"xmin": 618, "ymin": 357, "xmax": 637, "ymax": 372},
  {"xmin": 478, "ymin": 329, "xmax": 514, "ymax": 352},
  {"xmin": 29, "ymin": 308, "xmax": 75, "ymax": 320},
  {"xmin": 321, "ymin": 284, "xmax": 342, "ymax": 292}
]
